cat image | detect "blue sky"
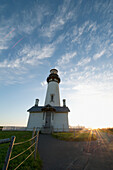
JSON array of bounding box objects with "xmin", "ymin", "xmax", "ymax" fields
[{"xmin": 0, "ymin": 0, "xmax": 113, "ymax": 128}]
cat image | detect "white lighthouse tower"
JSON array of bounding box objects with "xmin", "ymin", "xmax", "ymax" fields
[
  {"xmin": 27, "ymin": 69, "xmax": 70, "ymax": 132},
  {"xmin": 45, "ymin": 69, "xmax": 60, "ymax": 106}
]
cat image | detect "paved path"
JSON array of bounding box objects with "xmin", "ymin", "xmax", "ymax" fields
[{"xmin": 38, "ymin": 132, "xmax": 113, "ymax": 170}]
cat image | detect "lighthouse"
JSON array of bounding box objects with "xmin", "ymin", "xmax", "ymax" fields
[
  {"xmin": 45, "ymin": 69, "xmax": 60, "ymax": 106},
  {"xmin": 27, "ymin": 69, "xmax": 70, "ymax": 132}
]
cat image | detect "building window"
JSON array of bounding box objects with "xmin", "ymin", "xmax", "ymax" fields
[
  {"xmin": 54, "ymin": 78, "xmax": 58, "ymax": 82},
  {"xmin": 50, "ymin": 94, "xmax": 54, "ymax": 102}
]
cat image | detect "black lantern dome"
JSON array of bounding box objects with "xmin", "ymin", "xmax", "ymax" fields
[{"xmin": 47, "ymin": 69, "xmax": 61, "ymax": 83}]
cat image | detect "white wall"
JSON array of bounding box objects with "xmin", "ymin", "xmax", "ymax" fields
[
  {"xmin": 45, "ymin": 81, "xmax": 60, "ymax": 106},
  {"xmin": 27, "ymin": 112, "xmax": 69, "ymax": 132},
  {"xmin": 27, "ymin": 112, "xmax": 44, "ymax": 130},
  {"xmin": 53, "ymin": 113, "xmax": 69, "ymax": 131}
]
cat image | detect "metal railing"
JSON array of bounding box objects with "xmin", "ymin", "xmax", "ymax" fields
[{"xmin": 2, "ymin": 126, "xmax": 27, "ymax": 131}]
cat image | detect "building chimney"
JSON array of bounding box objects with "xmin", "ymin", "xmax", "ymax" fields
[
  {"xmin": 63, "ymin": 99, "xmax": 66, "ymax": 107},
  {"xmin": 35, "ymin": 99, "xmax": 39, "ymax": 106}
]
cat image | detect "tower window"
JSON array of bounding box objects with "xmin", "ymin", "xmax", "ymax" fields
[{"xmin": 50, "ymin": 94, "xmax": 54, "ymax": 102}]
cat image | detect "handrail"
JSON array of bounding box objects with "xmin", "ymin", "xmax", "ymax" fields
[{"xmin": 0, "ymin": 138, "xmax": 10, "ymax": 144}]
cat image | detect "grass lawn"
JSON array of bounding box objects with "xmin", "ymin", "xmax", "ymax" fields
[
  {"xmin": 100, "ymin": 128, "xmax": 113, "ymax": 135},
  {"xmin": 0, "ymin": 131, "xmax": 42, "ymax": 170},
  {"xmin": 52, "ymin": 130, "xmax": 97, "ymax": 141}
]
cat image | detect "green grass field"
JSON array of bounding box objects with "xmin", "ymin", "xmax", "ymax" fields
[
  {"xmin": 0, "ymin": 131, "xmax": 42, "ymax": 170},
  {"xmin": 100, "ymin": 128, "xmax": 113, "ymax": 134},
  {"xmin": 52, "ymin": 130, "xmax": 97, "ymax": 141}
]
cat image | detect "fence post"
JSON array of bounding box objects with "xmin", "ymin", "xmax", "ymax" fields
[
  {"xmin": 3, "ymin": 136, "xmax": 16, "ymax": 170},
  {"xmin": 34, "ymin": 131, "xmax": 39, "ymax": 160},
  {"xmin": 32, "ymin": 127, "xmax": 36, "ymax": 144}
]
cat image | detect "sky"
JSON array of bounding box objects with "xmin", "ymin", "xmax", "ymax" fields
[{"xmin": 0, "ymin": 0, "xmax": 113, "ymax": 129}]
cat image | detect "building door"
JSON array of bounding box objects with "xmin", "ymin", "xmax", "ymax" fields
[{"xmin": 45, "ymin": 112, "xmax": 51, "ymax": 128}]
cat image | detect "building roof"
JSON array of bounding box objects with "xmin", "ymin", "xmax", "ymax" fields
[{"xmin": 27, "ymin": 105, "xmax": 70, "ymax": 113}]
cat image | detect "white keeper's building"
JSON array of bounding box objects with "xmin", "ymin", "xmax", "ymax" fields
[{"xmin": 27, "ymin": 69, "xmax": 70, "ymax": 132}]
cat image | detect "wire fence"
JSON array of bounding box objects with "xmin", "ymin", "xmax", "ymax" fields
[{"xmin": 1, "ymin": 129, "xmax": 39, "ymax": 170}]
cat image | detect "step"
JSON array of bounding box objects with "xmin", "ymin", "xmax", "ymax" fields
[{"xmin": 41, "ymin": 128, "xmax": 52, "ymax": 134}]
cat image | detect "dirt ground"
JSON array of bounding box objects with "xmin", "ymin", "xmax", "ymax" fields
[{"xmin": 38, "ymin": 131, "xmax": 113, "ymax": 170}]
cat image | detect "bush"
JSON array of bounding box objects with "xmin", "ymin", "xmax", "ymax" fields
[{"xmin": 0, "ymin": 126, "xmax": 3, "ymax": 131}]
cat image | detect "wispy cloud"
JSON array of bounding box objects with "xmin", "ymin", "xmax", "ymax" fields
[
  {"xmin": 72, "ymin": 21, "xmax": 90, "ymax": 43},
  {"xmin": 19, "ymin": 43, "xmax": 55, "ymax": 64},
  {"xmin": 61, "ymin": 63, "xmax": 113, "ymax": 97},
  {"xmin": 73, "ymin": 84, "xmax": 101, "ymax": 95},
  {"xmin": 41, "ymin": 80, "xmax": 47, "ymax": 86},
  {"xmin": 0, "ymin": 43, "xmax": 55, "ymax": 69},
  {"xmin": 17, "ymin": 4, "xmax": 49, "ymax": 34},
  {"xmin": 94, "ymin": 0, "xmax": 113, "ymax": 19},
  {"xmin": 93, "ymin": 50, "xmax": 106, "ymax": 60},
  {"xmin": 57, "ymin": 51, "xmax": 76, "ymax": 67},
  {"xmin": 40, "ymin": 0, "xmax": 75, "ymax": 38},
  {"xmin": 0, "ymin": 29, "xmax": 64, "ymax": 85},
  {"xmin": 0, "ymin": 0, "xmax": 113, "ymax": 88},
  {"xmin": 0, "ymin": 59, "xmax": 22, "ymax": 68},
  {"xmin": 77, "ymin": 57, "xmax": 91, "ymax": 66},
  {"xmin": 0, "ymin": 26, "xmax": 16, "ymax": 51}
]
